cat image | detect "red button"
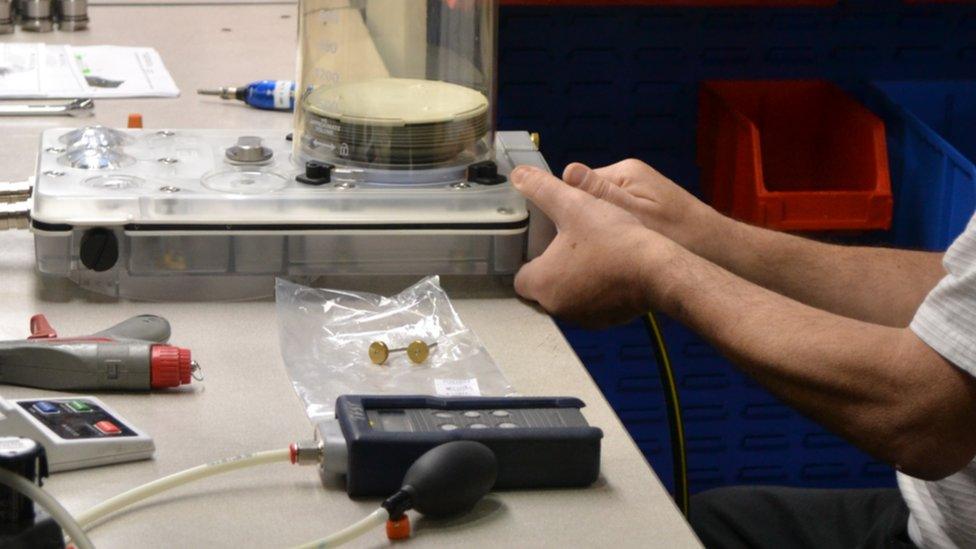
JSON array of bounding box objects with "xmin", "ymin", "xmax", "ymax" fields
[{"xmin": 94, "ymin": 421, "xmax": 121, "ymax": 435}]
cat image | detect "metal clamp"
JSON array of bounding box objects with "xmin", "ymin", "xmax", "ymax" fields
[
  {"xmin": 0, "ymin": 98, "xmax": 94, "ymax": 117},
  {"xmin": 0, "ymin": 180, "xmax": 33, "ymax": 203},
  {"xmin": 0, "ymin": 201, "xmax": 31, "ymax": 230}
]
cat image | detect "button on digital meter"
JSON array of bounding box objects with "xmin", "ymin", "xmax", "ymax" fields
[
  {"xmin": 33, "ymin": 401, "xmax": 60, "ymax": 415},
  {"xmin": 67, "ymin": 400, "xmax": 93, "ymax": 412},
  {"xmin": 94, "ymin": 420, "xmax": 122, "ymax": 436}
]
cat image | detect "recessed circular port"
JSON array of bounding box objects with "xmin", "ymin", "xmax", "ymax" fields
[
  {"xmin": 83, "ymin": 174, "xmax": 145, "ymax": 190},
  {"xmin": 201, "ymin": 170, "xmax": 288, "ymax": 194}
]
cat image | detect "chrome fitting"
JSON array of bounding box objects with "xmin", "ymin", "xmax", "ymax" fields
[
  {"xmin": 0, "ymin": 200, "xmax": 31, "ymax": 230},
  {"xmin": 315, "ymin": 419, "xmax": 348, "ymax": 475},
  {"xmin": 292, "ymin": 440, "xmax": 325, "ymax": 466},
  {"xmin": 0, "ymin": 180, "xmax": 33, "ymax": 203}
]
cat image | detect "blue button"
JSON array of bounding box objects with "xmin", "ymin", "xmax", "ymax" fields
[{"xmin": 33, "ymin": 401, "xmax": 60, "ymax": 415}]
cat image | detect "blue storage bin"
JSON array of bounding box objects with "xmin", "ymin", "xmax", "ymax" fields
[{"xmin": 862, "ymin": 81, "xmax": 976, "ymax": 250}]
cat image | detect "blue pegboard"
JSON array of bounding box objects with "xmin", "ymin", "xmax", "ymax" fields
[
  {"xmin": 559, "ymin": 316, "xmax": 894, "ymax": 495},
  {"xmin": 499, "ymin": 1, "xmax": 976, "ymax": 497}
]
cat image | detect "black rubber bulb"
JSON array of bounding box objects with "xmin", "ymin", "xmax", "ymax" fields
[{"xmin": 385, "ymin": 441, "xmax": 498, "ymax": 519}]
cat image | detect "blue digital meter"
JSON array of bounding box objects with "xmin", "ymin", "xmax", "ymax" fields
[{"xmin": 317, "ymin": 395, "xmax": 604, "ymax": 497}]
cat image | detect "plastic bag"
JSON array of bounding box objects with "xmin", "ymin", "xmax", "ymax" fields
[{"xmin": 276, "ymin": 276, "xmax": 514, "ymax": 421}]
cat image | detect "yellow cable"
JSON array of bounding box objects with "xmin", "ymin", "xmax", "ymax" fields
[{"xmin": 646, "ymin": 312, "xmax": 689, "ymax": 516}]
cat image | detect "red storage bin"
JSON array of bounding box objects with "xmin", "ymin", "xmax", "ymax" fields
[{"xmin": 697, "ymin": 80, "xmax": 893, "ymax": 231}]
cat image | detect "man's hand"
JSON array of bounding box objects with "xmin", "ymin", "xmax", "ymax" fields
[
  {"xmin": 561, "ymin": 159, "xmax": 722, "ymax": 253},
  {"xmin": 563, "ymin": 158, "xmax": 946, "ymax": 326},
  {"xmin": 511, "ymin": 165, "xmax": 677, "ymax": 328}
]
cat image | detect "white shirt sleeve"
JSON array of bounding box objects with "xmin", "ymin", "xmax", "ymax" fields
[{"xmin": 910, "ymin": 215, "xmax": 976, "ymax": 378}]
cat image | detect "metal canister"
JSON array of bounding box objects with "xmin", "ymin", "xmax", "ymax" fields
[
  {"xmin": 0, "ymin": 0, "xmax": 14, "ymax": 34},
  {"xmin": 19, "ymin": 0, "xmax": 53, "ymax": 32},
  {"xmin": 55, "ymin": 0, "xmax": 86, "ymax": 31},
  {"xmin": 0, "ymin": 437, "xmax": 48, "ymax": 526}
]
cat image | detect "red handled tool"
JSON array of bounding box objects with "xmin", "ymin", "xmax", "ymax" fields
[{"xmin": 0, "ymin": 314, "xmax": 200, "ymax": 391}]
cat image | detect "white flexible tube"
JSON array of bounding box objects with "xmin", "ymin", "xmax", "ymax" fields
[
  {"xmin": 76, "ymin": 448, "xmax": 291, "ymax": 529},
  {"xmin": 293, "ymin": 507, "xmax": 391, "ymax": 549},
  {"xmin": 0, "ymin": 467, "xmax": 95, "ymax": 549}
]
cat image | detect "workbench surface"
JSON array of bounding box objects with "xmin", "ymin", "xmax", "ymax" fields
[{"xmin": 0, "ymin": 5, "xmax": 701, "ymax": 547}]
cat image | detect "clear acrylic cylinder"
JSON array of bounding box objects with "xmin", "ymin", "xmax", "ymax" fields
[{"xmin": 294, "ymin": 0, "xmax": 498, "ymax": 171}]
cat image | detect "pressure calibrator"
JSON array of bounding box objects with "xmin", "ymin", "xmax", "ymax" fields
[{"xmin": 317, "ymin": 395, "xmax": 604, "ymax": 497}]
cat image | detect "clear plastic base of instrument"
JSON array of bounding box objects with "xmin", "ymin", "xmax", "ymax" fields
[{"xmin": 31, "ymin": 130, "xmax": 551, "ymax": 301}]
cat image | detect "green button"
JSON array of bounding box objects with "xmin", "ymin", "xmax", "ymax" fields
[{"xmin": 67, "ymin": 400, "xmax": 92, "ymax": 412}]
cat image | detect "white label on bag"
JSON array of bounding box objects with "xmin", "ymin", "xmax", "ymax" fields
[{"xmin": 434, "ymin": 378, "xmax": 481, "ymax": 397}]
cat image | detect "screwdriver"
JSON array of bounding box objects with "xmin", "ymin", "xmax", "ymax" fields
[{"xmin": 198, "ymin": 79, "xmax": 296, "ymax": 111}]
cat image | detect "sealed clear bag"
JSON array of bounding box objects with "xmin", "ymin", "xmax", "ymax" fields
[{"xmin": 276, "ymin": 276, "xmax": 514, "ymax": 420}]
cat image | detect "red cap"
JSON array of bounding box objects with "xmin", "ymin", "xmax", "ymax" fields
[
  {"xmin": 127, "ymin": 113, "xmax": 143, "ymax": 129},
  {"xmin": 386, "ymin": 516, "xmax": 411, "ymax": 541},
  {"xmin": 150, "ymin": 345, "xmax": 192, "ymax": 389}
]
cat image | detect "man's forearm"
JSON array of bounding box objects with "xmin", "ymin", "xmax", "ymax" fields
[
  {"xmin": 685, "ymin": 215, "xmax": 946, "ymax": 327},
  {"xmin": 650, "ymin": 244, "xmax": 976, "ymax": 479}
]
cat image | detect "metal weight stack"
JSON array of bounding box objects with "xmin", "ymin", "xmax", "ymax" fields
[{"xmin": 302, "ymin": 78, "xmax": 490, "ymax": 167}]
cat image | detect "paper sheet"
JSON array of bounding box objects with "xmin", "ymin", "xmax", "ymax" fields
[{"xmin": 0, "ymin": 43, "xmax": 179, "ymax": 99}]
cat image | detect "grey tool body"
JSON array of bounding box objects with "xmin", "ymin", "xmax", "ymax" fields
[
  {"xmin": 0, "ymin": 315, "xmax": 195, "ymax": 391},
  {"xmin": 0, "ymin": 341, "xmax": 155, "ymax": 390}
]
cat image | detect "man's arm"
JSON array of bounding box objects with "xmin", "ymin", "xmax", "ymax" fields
[
  {"xmin": 511, "ymin": 165, "xmax": 976, "ymax": 480},
  {"xmin": 655, "ymin": 245, "xmax": 976, "ymax": 481},
  {"xmin": 564, "ymin": 160, "xmax": 946, "ymax": 327}
]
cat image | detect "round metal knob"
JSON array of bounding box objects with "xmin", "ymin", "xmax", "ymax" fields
[{"xmin": 226, "ymin": 136, "xmax": 273, "ymax": 163}]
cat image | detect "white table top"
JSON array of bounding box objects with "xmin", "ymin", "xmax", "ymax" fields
[{"xmin": 0, "ymin": 5, "xmax": 700, "ymax": 548}]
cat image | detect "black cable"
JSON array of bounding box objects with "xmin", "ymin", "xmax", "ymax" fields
[{"xmin": 643, "ymin": 312, "xmax": 689, "ymax": 516}]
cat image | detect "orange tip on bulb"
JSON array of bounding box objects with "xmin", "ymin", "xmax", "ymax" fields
[
  {"xmin": 127, "ymin": 113, "xmax": 143, "ymax": 129},
  {"xmin": 386, "ymin": 516, "xmax": 411, "ymax": 541}
]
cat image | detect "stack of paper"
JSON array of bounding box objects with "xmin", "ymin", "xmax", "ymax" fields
[{"xmin": 0, "ymin": 43, "xmax": 180, "ymax": 99}]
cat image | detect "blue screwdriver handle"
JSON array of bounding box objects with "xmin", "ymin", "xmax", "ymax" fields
[
  {"xmin": 241, "ymin": 80, "xmax": 296, "ymax": 111},
  {"xmin": 198, "ymin": 80, "xmax": 296, "ymax": 111}
]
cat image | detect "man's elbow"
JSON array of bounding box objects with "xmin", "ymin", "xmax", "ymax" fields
[
  {"xmin": 887, "ymin": 420, "xmax": 976, "ymax": 481},
  {"xmin": 884, "ymin": 331, "xmax": 976, "ymax": 480}
]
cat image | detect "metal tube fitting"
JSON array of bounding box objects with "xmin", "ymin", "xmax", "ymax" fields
[
  {"xmin": 0, "ymin": 201, "xmax": 31, "ymax": 231},
  {"xmin": 0, "ymin": 181, "xmax": 33, "ymax": 203},
  {"xmin": 55, "ymin": 0, "xmax": 86, "ymax": 31},
  {"xmin": 291, "ymin": 440, "xmax": 325, "ymax": 466},
  {"xmin": 19, "ymin": 0, "xmax": 53, "ymax": 32}
]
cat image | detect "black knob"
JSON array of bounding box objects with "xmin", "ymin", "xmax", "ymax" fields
[
  {"xmin": 79, "ymin": 228, "xmax": 119, "ymax": 272},
  {"xmin": 296, "ymin": 161, "xmax": 334, "ymax": 186},
  {"xmin": 467, "ymin": 160, "xmax": 507, "ymax": 185}
]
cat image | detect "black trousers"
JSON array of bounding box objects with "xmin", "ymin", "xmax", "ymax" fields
[{"xmin": 688, "ymin": 486, "xmax": 916, "ymax": 549}]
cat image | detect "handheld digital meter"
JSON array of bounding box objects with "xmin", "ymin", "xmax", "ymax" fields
[
  {"xmin": 0, "ymin": 397, "xmax": 154, "ymax": 472},
  {"xmin": 317, "ymin": 396, "xmax": 603, "ymax": 497}
]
